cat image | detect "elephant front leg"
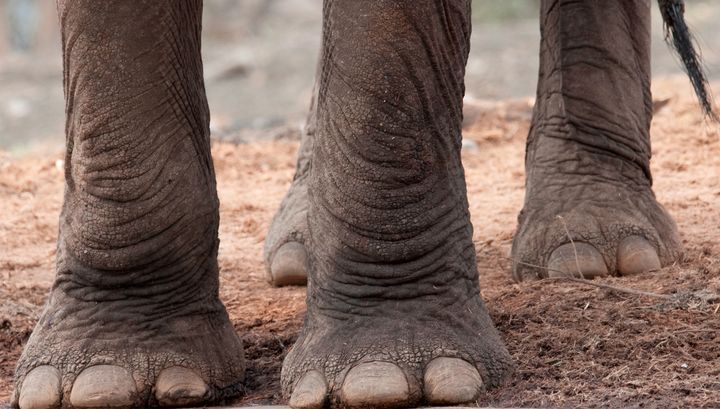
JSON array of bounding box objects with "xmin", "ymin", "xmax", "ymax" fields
[
  {"xmin": 12, "ymin": 1, "xmax": 244, "ymax": 408},
  {"xmin": 512, "ymin": 0, "xmax": 682, "ymax": 281},
  {"xmin": 281, "ymin": 1, "xmax": 514, "ymax": 408}
]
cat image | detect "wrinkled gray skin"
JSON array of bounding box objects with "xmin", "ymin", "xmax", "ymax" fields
[{"xmin": 14, "ymin": 0, "xmax": 681, "ymax": 408}]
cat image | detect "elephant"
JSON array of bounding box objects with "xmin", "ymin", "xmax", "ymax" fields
[{"xmin": 11, "ymin": 0, "xmax": 712, "ymax": 408}]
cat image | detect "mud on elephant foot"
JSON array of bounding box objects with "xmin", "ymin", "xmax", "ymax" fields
[
  {"xmin": 12, "ymin": 290, "xmax": 245, "ymax": 409},
  {"xmin": 282, "ymin": 294, "xmax": 514, "ymax": 409}
]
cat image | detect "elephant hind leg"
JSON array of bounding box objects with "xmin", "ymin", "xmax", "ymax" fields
[
  {"xmin": 512, "ymin": 0, "xmax": 682, "ymax": 281},
  {"xmin": 264, "ymin": 81, "xmax": 317, "ymax": 287}
]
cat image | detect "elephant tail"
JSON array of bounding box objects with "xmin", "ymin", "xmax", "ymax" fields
[{"xmin": 658, "ymin": 0, "xmax": 718, "ymax": 121}]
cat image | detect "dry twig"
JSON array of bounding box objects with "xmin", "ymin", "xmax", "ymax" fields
[
  {"xmin": 556, "ymin": 215, "xmax": 585, "ymax": 279},
  {"xmin": 509, "ymin": 258, "xmax": 673, "ymax": 300}
]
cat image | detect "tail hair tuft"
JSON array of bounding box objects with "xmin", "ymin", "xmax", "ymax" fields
[{"xmin": 658, "ymin": 0, "xmax": 718, "ymax": 121}]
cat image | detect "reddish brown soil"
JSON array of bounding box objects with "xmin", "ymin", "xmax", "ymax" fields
[{"xmin": 1, "ymin": 77, "xmax": 719, "ymax": 408}]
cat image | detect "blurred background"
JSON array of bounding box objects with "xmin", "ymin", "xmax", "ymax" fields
[{"xmin": 0, "ymin": 0, "xmax": 719, "ymax": 153}]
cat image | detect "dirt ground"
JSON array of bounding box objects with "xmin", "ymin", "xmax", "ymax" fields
[{"xmin": 1, "ymin": 77, "xmax": 719, "ymax": 408}]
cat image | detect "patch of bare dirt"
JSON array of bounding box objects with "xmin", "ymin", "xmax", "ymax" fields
[{"xmin": 1, "ymin": 77, "xmax": 719, "ymax": 407}]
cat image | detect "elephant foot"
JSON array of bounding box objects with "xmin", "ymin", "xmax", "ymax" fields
[
  {"xmin": 264, "ymin": 179, "xmax": 310, "ymax": 287},
  {"xmin": 512, "ymin": 140, "xmax": 682, "ymax": 281},
  {"xmin": 12, "ymin": 289, "xmax": 245, "ymax": 409},
  {"xmin": 282, "ymin": 293, "xmax": 513, "ymax": 409},
  {"xmin": 515, "ymin": 0, "xmax": 683, "ymax": 281},
  {"xmin": 264, "ymin": 123, "xmax": 314, "ymax": 287}
]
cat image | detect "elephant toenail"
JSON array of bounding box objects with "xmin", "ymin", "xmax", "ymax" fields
[
  {"xmin": 423, "ymin": 357, "xmax": 483, "ymax": 404},
  {"xmin": 340, "ymin": 362, "xmax": 410, "ymax": 408},
  {"xmin": 155, "ymin": 366, "xmax": 208, "ymax": 407},
  {"xmin": 289, "ymin": 370, "xmax": 327, "ymax": 409},
  {"xmin": 547, "ymin": 242, "xmax": 608, "ymax": 279},
  {"xmin": 18, "ymin": 366, "xmax": 61, "ymax": 409},
  {"xmin": 617, "ymin": 236, "xmax": 661, "ymax": 276},
  {"xmin": 270, "ymin": 242, "xmax": 308, "ymax": 286},
  {"xmin": 70, "ymin": 365, "xmax": 136, "ymax": 408}
]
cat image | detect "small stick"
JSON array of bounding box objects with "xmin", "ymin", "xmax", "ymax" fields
[
  {"xmin": 556, "ymin": 215, "xmax": 585, "ymax": 280},
  {"xmin": 550, "ymin": 276, "xmax": 674, "ymax": 300},
  {"xmin": 510, "ymin": 258, "xmax": 673, "ymax": 300}
]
